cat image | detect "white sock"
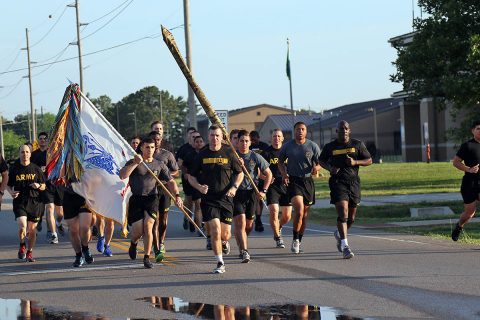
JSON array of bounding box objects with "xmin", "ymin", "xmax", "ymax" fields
[
  {"xmin": 340, "ymin": 239, "xmax": 349, "ymax": 250},
  {"xmin": 215, "ymin": 255, "xmax": 224, "ymax": 264}
]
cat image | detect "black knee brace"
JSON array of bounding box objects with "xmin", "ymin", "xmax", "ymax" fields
[
  {"xmin": 347, "ymin": 219, "xmax": 354, "ymax": 228},
  {"xmin": 337, "ymin": 216, "xmax": 347, "ymax": 223}
]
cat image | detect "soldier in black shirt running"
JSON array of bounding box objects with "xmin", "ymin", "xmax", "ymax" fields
[
  {"xmin": 262, "ymin": 129, "xmax": 292, "ymax": 248},
  {"xmin": 7, "ymin": 144, "xmax": 46, "ymax": 262},
  {"xmin": 189, "ymin": 125, "xmax": 244, "ymax": 274},
  {"xmin": 0, "ymin": 155, "xmax": 8, "ymax": 211},
  {"xmin": 451, "ymin": 120, "xmax": 480, "ymax": 241},
  {"xmin": 319, "ymin": 120, "xmax": 372, "ymax": 259},
  {"xmin": 278, "ymin": 122, "xmax": 321, "ymax": 254},
  {"xmin": 120, "ymin": 138, "xmax": 183, "ymax": 269}
]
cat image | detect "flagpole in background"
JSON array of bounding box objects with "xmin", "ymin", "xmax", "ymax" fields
[{"xmin": 286, "ymin": 38, "xmax": 295, "ymax": 133}]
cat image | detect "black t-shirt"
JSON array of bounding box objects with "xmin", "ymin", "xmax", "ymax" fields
[
  {"xmin": 31, "ymin": 149, "xmax": 47, "ymax": 167},
  {"xmin": 182, "ymin": 148, "xmax": 199, "ymax": 174},
  {"xmin": 456, "ymin": 138, "xmax": 480, "ymax": 179},
  {"xmin": 0, "ymin": 156, "xmax": 8, "ymax": 174},
  {"xmin": 124, "ymin": 159, "xmax": 171, "ymax": 196},
  {"xmin": 319, "ymin": 138, "xmax": 371, "ymax": 180},
  {"xmin": 7, "ymin": 162, "xmax": 46, "ymax": 199},
  {"xmin": 262, "ymin": 145, "xmax": 285, "ymax": 185},
  {"xmin": 190, "ymin": 145, "xmax": 243, "ymax": 196},
  {"xmin": 250, "ymin": 141, "xmax": 269, "ymax": 154},
  {"xmin": 176, "ymin": 143, "xmax": 194, "ymax": 161}
]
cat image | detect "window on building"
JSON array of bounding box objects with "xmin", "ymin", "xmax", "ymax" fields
[{"xmin": 257, "ymin": 111, "xmax": 261, "ymax": 116}]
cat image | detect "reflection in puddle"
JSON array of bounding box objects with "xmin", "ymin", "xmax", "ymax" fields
[
  {"xmin": 0, "ymin": 298, "xmax": 118, "ymax": 320},
  {"xmin": 137, "ymin": 296, "xmax": 367, "ymax": 319}
]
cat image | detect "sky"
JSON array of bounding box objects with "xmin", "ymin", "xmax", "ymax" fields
[{"xmin": 0, "ymin": 1, "xmax": 419, "ymax": 121}]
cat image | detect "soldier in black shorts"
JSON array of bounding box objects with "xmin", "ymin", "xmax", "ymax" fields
[
  {"xmin": 189, "ymin": 125, "xmax": 244, "ymax": 274},
  {"xmin": 319, "ymin": 120, "xmax": 372, "ymax": 259},
  {"xmin": 63, "ymin": 188, "xmax": 95, "ymax": 267},
  {"xmin": 233, "ymin": 130, "xmax": 272, "ymax": 263},
  {"xmin": 31, "ymin": 131, "xmax": 65, "ymax": 244},
  {"xmin": 262, "ymin": 129, "xmax": 292, "ymax": 248},
  {"xmin": 278, "ymin": 122, "xmax": 321, "ymax": 254},
  {"xmin": 250, "ymin": 130, "xmax": 269, "ymax": 232},
  {"xmin": 119, "ymin": 138, "xmax": 183, "ymax": 269},
  {"xmin": 148, "ymin": 131, "xmax": 179, "ymax": 262},
  {"xmin": 7, "ymin": 144, "xmax": 46, "ymax": 262},
  {"xmin": 451, "ymin": 120, "xmax": 480, "ymax": 241}
]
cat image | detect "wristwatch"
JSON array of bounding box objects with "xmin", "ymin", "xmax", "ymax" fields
[
  {"xmin": 262, "ymin": 189, "xmax": 268, "ymax": 193},
  {"xmin": 232, "ymin": 184, "xmax": 238, "ymax": 189}
]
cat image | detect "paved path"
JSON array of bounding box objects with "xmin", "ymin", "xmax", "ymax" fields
[{"xmin": 312, "ymin": 192, "xmax": 462, "ymax": 208}]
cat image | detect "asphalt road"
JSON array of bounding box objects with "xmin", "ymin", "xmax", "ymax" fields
[{"xmin": 0, "ymin": 197, "xmax": 479, "ymax": 320}]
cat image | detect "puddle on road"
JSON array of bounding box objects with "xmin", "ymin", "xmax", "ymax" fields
[
  {"xmin": 0, "ymin": 297, "xmax": 369, "ymax": 319},
  {"xmin": 137, "ymin": 296, "xmax": 367, "ymax": 319},
  {"xmin": 0, "ymin": 298, "xmax": 119, "ymax": 320}
]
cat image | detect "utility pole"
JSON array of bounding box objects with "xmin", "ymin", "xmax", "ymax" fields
[
  {"xmin": 183, "ymin": 0, "xmax": 196, "ymax": 128},
  {"xmin": 68, "ymin": 0, "xmax": 85, "ymax": 90},
  {"xmin": 25, "ymin": 28, "xmax": 36, "ymax": 142},
  {"xmin": 0, "ymin": 113, "xmax": 4, "ymax": 159}
]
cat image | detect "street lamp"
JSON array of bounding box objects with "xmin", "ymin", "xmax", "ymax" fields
[
  {"xmin": 367, "ymin": 107, "xmax": 378, "ymax": 150},
  {"xmin": 128, "ymin": 111, "xmax": 137, "ymax": 135}
]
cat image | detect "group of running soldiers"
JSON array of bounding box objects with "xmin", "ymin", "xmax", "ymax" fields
[{"xmin": 1, "ymin": 118, "xmax": 479, "ymax": 274}]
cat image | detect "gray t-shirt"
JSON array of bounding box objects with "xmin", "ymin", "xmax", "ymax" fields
[
  {"xmin": 124, "ymin": 159, "xmax": 171, "ymax": 196},
  {"xmin": 239, "ymin": 150, "xmax": 269, "ymax": 190},
  {"xmin": 154, "ymin": 148, "xmax": 179, "ymax": 172},
  {"xmin": 279, "ymin": 139, "xmax": 321, "ymax": 177}
]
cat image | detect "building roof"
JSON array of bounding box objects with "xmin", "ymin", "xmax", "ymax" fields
[
  {"xmin": 227, "ymin": 103, "xmax": 291, "ymax": 116},
  {"xmin": 262, "ymin": 113, "xmax": 321, "ymax": 131}
]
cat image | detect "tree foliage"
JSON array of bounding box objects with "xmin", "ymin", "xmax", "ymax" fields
[
  {"xmin": 91, "ymin": 86, "xmax": 189, "ymax": 148},
  {"xmin": 2, "ymin": 129, "xmax": 25, "ymax": 161},
  {"xmin": 391, "ymin": 0, "xmax": 480, "ymax": 142}
]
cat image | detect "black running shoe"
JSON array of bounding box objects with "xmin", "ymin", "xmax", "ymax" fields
[
  {"xmin": 73, "ymin": 255, "xmax": 85, "ymax": 268},
  {"xmin": 451, "ymin": 223, "xmax": 463, "ymax": 242},
  {"xmin": 129, "ymin": 242, "xmax": 137, "ymax": 260},
  {"xmin": 82, "ymin": 247, "xmax": 94, "ymax": 264},
  {"xmin": 254, "ymin": 218, "xmax": 264, "ymax": 232},
  {"xmin": 143, "ymin": 257, "xmax": 154, "ymax": 269}
]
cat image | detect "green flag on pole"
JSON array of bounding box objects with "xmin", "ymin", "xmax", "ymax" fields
[{"xmin": 286, "ymin": 44, "xmax": 291, "ymax": 80}]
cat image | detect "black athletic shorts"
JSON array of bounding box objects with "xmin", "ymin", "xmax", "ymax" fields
[
  {"xmin": 329, "ymin": 176, "xmax": 361, "ymax": 208},
  {"xmin": 233, "ymin": 189, "xmax": 258, "ymax": 220},
  {"xmin": 267, "ymin": 183, "xmax": 291, "ymax": 206},
  {"xmin": 287, "ymin": 176, "xmax": 315, "ymax": 206},
  {"xmin": 41, "ymin": 181, "xmax": 65, "ymax": 206},
  {"xmin": 191, "ymin": 188, "xmax": 202, "ymax": 201},
  {"xmin": 128, "ymin": 194, "xmax": 159, "ymax": 225},
  {"xmin": 201, "ymin": 194, "xmax": 233, "ymax": 225},
  {"xmin": 460, "ymin": 176, "xmax": 480, "ymax": 204},
  {"xmin": 158, "ymin": 187, "xmax": 171, "ymax": 214},
  {"xmin": 13, "ymin": 197, "xmax": 44, "ymax": 222},
  {"xmin": 63, "ymin": 191, "xmax": 91, "ymax": 220},
  {"xmin": 181, "ymin": 175, "xmax": 195, "ymax": 196}
]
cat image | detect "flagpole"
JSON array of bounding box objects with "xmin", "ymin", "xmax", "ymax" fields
[
  {"xmin": 287, "ymin": 38, "xmax": 295, "ymax": 133},
  {"xmin": 80, "ymin": 91, "xmax": 206, "ymax": 238}
]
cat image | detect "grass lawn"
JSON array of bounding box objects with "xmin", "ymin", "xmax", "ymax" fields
[
  {"xmin": 388, "ymin": 224, "xmax": 480, "ymax": 245},
  {"xmin": 314, "ymin": 162, "xmax": 463, "ymax": 198}
]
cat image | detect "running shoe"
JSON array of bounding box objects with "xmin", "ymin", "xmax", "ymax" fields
[
  {"xmin": 276, "ymin": 238, "xmax": 285, "ymax": 248},
  {"xmin": 213, "ymin": 262, "xmax": 225, "ymax": 274},
  {"xmin": 82, "ymin": 247, "xmax": 94, "ymax": 264},
  {"xmin": 451, "ymin": 223, "xmax": 463, "ymax": 242},
  {"xmin": 254, "ymin": 218, "xmax": 264, "ymax": 232},
  {"xmin": 155, "ymin": 243, "xmax": 166, "ymax": 262},
  {"xmin": 128, "ymin": 242, "xmax": 137, "ymax": 260},
  {"xmin": 57, "ymin": 223, "xmax": 65, "ymax": 236},
  {"xmin": 333, "ymin": 230, "xmax": 342, "ymax": 252},
  {"xmin": 73, "ymin": 255, "xmax": 85, "ymax": 267},
  {"xmin": 143, "ymin": 256, "xmax": 154, "ymax": 269},
  {"xmin": 222, "ymin": 241, "xmax": 231, "ymax": 255},
  {"xmin": 96, "ymin": 236, "xmax": 105, "ymax": 253},
  {"xmin": 26, "ymin": 250, "xmax": 35, "ymax": 262},
  {"xmin": 36, "ymin": 220, "xmax": 43, "ymax": 232},
  {"xmin": 182, "ymin": 217, "xmax": 189, "ymax": 230},
  {"xmin": 18, "ymin": 243, "xmax": 27, "ymax": 260},
  {"xmin": 50, "ymin": 233, "xmax": 59, "ymax": 244},
  {"xmin": 299, "ymin": 242, "xmax": 304, "ymax": 253},
  {"xmin": 206, "ymin": 237, "xmax": 212, "ymax": 250},
  {"xmin": 291, "ymin": 239, "xmax": 300, "ymax": 254},
  {"xmin": 342, "ymin": 246, "xmax": 354, "ymax": 259},
  {"xmin": 103, "ymin": 244, "xmax": 113, "ymax": 257},
  {"xmin": 240, "ymin": 250, "xmax": 251, "ymax": 263}
]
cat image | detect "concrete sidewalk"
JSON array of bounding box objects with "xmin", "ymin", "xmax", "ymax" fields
[{"xmin": 312, "ymin": 192, "xmax": 462, "ymax": 209}]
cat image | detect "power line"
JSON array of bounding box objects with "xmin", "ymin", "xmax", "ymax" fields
[
  {"xmin": 0, "ymin": 78, "xmax": 24, "ymax": 99},
  {"xmin": 0, "ymin": 32, "xmax": 161, "ymax": 76},
  {"xmin": 81, "ymin": 0, "xmax": 134, "ymax": 41},
  {"xmin": 30, "ymin": 6, "xmax": 69, "ymax": 48},
  {"xmin": 86, "ymin": 0, "xmax": 131, "ymax": 24}
]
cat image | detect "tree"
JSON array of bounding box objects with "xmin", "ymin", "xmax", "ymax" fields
[
  {"xmin": 3, "ymin": 129, "xmax": 25, "ymax": 161},
  {"xmin": 391, "ymin": 0, "xmax": 480, "ymax": 142}
]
